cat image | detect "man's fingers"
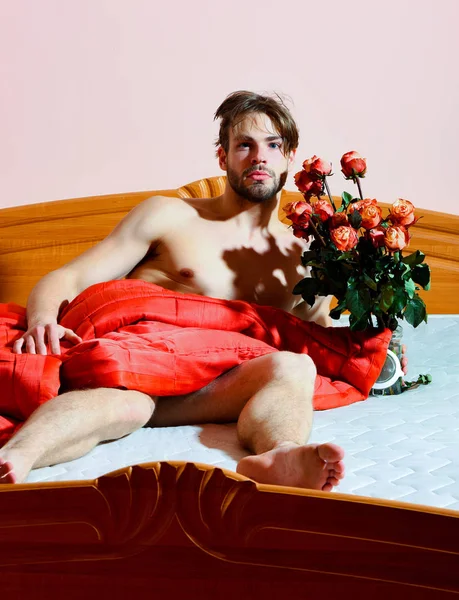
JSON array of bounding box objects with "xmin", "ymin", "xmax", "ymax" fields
[
  {"xmin": 34, "ymin": 326, "xmax": 48, "ymax": 355},
  {"xmin": 63, "ymin": 329, "xmax": 83, "ymax": 345},
  {"xmin": 12, "ymin": 338, "xmax": 24, "ymax": 354},
  {"xmin": 46, "ymin": 324, "xmax": 62, "ymax": 355},
  {"xmin": 25, "ymin": 335, "xmax": 37, "ymax": 355}
]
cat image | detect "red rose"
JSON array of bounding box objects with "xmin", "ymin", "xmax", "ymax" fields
[
  {"xmin": 368, "ymin": 226, "xmax": 386, "ymax": 248},
  {"xmin": 341, "ymin": 151, "xmax": 367, "ymax": 179},
  {"xmin": 283, "ymin": 200, "xmax": 313, "ymax": 226},
  {"xmin": 330, "ymin": 212, "xmax": 349, "ymax": 228},
  {"xmin": 330, "ymin": 225, "xmax": 359, "ymax": 251},
  {"xmin": 294, "ymin": 170, "xmax": 324, "ymax": 197},
  {"xmin": 384, "ymin": 225, "xmax": 411, "ymax": 251},
  {"xmin": 359, "ymin": 203, "xmax": 382, "ymax": 229},
  {"xmin": 302, "ymin": 155, "xmax": 332, "ymax": 178},
  {"xmin": 389, "ymin": 198, "xmax": 416, "ymax": 227},
  {"xmin": 292, "ymin": 225, "xmax": 310, "ymax": 240},
  {"xmin": 349, "ymin": 198, "xmax": 377, "ymax": 214},
  {"xmin": 313, "ymin": 199, "xmax": 334, "ymax": 222}
]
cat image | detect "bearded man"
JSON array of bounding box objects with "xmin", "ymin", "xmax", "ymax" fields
[{"xmin": 0, "ymin": 91, "xmax": 346, "ymax": 488}]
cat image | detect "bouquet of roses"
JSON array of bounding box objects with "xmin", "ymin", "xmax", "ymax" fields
[{"xmin": 284, "ymin": 152, "xmax": 431, "ymax": 333}]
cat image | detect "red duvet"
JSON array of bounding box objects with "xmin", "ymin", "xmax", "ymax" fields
[{"xmin": 0, "ymin": 280, "xmax": 391, "ymax": 446}]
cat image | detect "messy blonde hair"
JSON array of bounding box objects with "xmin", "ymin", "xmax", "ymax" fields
[{"xmin": 214, "ymin": 90, "xmax": 299, "ymax": 156}]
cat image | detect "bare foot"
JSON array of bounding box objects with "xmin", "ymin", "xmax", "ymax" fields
[
  {"xmin": 0, "ymin": 456, "xmax": 17, "ymax": 484},
  {"xmin": 0, "ymin": 450, "xmax": 34, "ymax": 484},
  {"xmin": 236, "ymin": 442, "xmax": 345, "ymax": 491}
]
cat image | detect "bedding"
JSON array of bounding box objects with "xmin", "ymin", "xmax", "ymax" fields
[
  {"xmin": 24, "ymin": 314, "xmax": 459, "ymax": 510},
  {"xmin": 0, "ymin": 279, "xmax": 391, "ymax": 444}
]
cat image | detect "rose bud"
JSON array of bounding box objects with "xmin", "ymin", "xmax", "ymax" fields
[
  {"xmin": 341, "ymin": 151, "xmax": 367, "ymax": 179},
  {"xmin": 294, "ymin": 170, "xmax": 324, "ymax": 197},
  {"xmin": 359, "ymin": 203, "xmax": 382, "ymax": 229},
  {"xmin": 330, "ymin": 212, "xmax": 349, "ymax": 228},
  {"xmin": 292, "ymin": 225, "xmax": 310, "ymax": 240},
  {"xmin": 283, "ymin": 200, "xmax": 313, "ymax": 226},
  {"xmin": 389, "ymin": 198, "xmax": 416, "ymax": 227},
  {"xmin": 368, "ymin": 226, "xmax": 386, "ymax": 248},
  {"xmin": 303, "ymin": 155, "xmax": 332, "ymax": 178},
  {"xmin": 312, "ymin": 199, "xmax": 334, "ymax": 222},
  {"xmin": 384, "ymin": 225, "xmax": 411, "ymax": 251},
  {"xmin": 330, "ymin": 225, "xmax": 359, "ymax": 251}
]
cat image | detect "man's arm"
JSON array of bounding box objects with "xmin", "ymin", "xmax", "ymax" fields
[
  {"xmin": 14, "ymin": 195, "xmax": 190, "ymax": 354},
  {"xmin": 290, "ymin": 296, "xmax": 333, "ymax": 328}
]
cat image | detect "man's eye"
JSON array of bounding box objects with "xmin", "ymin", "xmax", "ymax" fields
[
  {"xmin": 239, "ymin": 142, "xmax": 250, "ymax": 148},
  {"xmin": 269, "ymin": 142, "xmax": 281, "ymax": 149}
]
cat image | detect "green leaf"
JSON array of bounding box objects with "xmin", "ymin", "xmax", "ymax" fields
[
  {"xmin": 404, "ymin": 296, "xmax": 427, "ymax": 327},
  {"xmin": 345, "ymin": 287, "xmax": 370, "ymax": 319},
  {"xmin": 341, "ymin": 191, "xmax": 353, "ymax": 209},
  {"xmin": 398, "ymin": 262, "xmax": 411, "ymax": 279},
  {"xmin": 349, "ymin": 312, "xmax": 369, "ymax": 331},
  {"xmin": 329, "ymin": 301, "xmax": 346, "ymax": 321},
  {"xmin": 404, "ymin": 278, "xmax": 416, "ymax": 298},
  {"xmin": 402, "ymin": 250, "xmax": 426, "ymax": 266},
  {"xmin": 304, "ymin": 294, "xmax": 316, "ymax": 307},
  {"xmin": 293, "ymin": 277, "xmax": 320, "ymax": 296},
  {"xmin": 301, "ymin": 250, "xmax": 317, "ymax": 266},
  {"xmin": 391, "ymin": 288, "xmax": 407, "ymax": 314},
  {"xmin": 412, "ymin": 263, "xmax": 431, "ymax": 290},
  {"xmin": 348, "ymin": 210, "xmax": 362, "ymax": 229},
  {"xmin": 362, "ymin": 273, "xmax": 377, "ymax": 291},
  {"xmin": 379, "ymin": 285, "xmax": 394, "ymax": 312}
]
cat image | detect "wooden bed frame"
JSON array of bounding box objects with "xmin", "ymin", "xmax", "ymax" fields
[{"xmin": 1, "ymin": 177, "xmax": 459, "ymax": 598}]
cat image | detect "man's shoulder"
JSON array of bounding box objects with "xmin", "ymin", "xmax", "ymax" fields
[
  {"xmin": 140, "ymin": 194, "xmax": 198, "ymax": 215},
  {"xmin": 139, "ymin": 194, "xmax": 220, "ymax": 221}
]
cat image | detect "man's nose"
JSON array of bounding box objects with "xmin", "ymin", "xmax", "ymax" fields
[{"xmin": 251, "ymin": 152, "xmax": 267, "ymax": 165}]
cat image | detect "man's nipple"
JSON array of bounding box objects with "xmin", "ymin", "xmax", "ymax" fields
[{"xmin": 179, "ymin": 268, "xmax": 195, "ymax": 279}]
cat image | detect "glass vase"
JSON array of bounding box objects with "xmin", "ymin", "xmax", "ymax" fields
[{"xmin": 370, "ymin": 324, "xmax": 404, "ymax": 396}]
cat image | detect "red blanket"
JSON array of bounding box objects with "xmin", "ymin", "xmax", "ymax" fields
[{"xmin": 0, "ymin": 280, "xmax": 391, "ymax": 446}]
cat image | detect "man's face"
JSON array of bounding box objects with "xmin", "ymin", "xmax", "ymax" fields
[{"xmin": 218, "ymin": 113, "xmax": 295, "ymax": 203}]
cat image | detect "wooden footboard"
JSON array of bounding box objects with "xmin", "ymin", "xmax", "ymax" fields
[{"xmin": 2, "ymin": 462, "xmax": 459, "ymax": 598}]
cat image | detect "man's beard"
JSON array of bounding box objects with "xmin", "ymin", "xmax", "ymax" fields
[{"xmin": 227, "ymin": 165, "xmax": 288, "ymax": 204}]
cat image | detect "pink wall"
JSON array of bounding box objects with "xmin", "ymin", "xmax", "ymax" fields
[{"xmin": 1, "ymin": 0, "xmax": 458, "ymax": 214}]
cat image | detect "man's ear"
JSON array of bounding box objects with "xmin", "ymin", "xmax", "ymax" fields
[
  {"xmin": 217, "ymin": 146, "xmax": 227, "ymax": 171},
  {"xmin": 287, "ymin": 148, "xmax": 297, "ymax": 170}
]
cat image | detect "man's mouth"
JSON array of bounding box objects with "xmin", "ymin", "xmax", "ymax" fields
[{"xmin": 246, "ymin": 171, "xmax": 271, "ymax": 181}]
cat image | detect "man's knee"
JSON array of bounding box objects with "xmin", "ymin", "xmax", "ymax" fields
[
  {"xmin": 266, "ymin": 352, "xmax": 317, "ymax": 383},
  {"xmin": 112, "ymin": 389, "xmax": 156, "ymax": 429}
]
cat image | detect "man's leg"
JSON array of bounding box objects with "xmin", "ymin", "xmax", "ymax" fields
[
  {"xmin": 152, "ymin": 351, "xmax": 344, "ymax": 491},
  {"xmin": 0, "ymin": 388, "xmax": 156, "ymax": 484},
  {"xmin": 1, "ymin": 351, "xmax": 344, "ymax": 490}
]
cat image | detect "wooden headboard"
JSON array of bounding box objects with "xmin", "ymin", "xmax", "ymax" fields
[{"xmin": 1, "ymin": 176, "xmax": 458, "ymax": 312}]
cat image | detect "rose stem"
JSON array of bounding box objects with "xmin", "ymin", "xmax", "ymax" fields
[
  {"xmin": 307, "ymin": 213, "xmax": 327, "ymax": 248},
  {"xmin": 324, "ymin": 178, "xmax": 337, "ymax": 211},
  {"xmin": 355, "ymin": 176, "xmax": 364, "ymax": 200}
]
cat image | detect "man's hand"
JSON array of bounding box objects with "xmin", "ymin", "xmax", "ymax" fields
[{"xmin": 13, "ymin": 323, "xmax": 82, "ymax": 355}]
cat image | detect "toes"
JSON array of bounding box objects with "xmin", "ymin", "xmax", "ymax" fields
[
  {"xmin": 0, "ymin": 460, "xmax": 16, "ymax": 483},
  {"xmin": 329, "ymin": 468, "xmax": 345, "ymax": 481},
  {"xmin": 322, "ymin": 482, "xmax": 333, "ymax": 492},
  {"xmin": 317, "ymin": 443, "xmax": 345, "ymax": 463},
  {"xmin": 331, "ymin": 460, "xmax": 345, "ymax": 477}
]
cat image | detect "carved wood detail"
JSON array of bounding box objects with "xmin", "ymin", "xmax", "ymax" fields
[{"xmin": 2, "ymin": 461, "xmax": 459, "ymax": 594}]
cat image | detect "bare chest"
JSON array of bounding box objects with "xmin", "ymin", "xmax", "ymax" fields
[{"xmin": 128, "ymin": 219, "xmax": 307, "ymax": 310}]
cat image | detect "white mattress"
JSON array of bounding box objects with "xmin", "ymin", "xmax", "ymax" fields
[{"xmin": 26, "ymin": 315, "xmax": 459, "ymax": 511}]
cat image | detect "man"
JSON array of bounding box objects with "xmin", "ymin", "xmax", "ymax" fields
[{"xmin": 0, "ymin": 91, "xmax": 346, "ymax": 489}]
